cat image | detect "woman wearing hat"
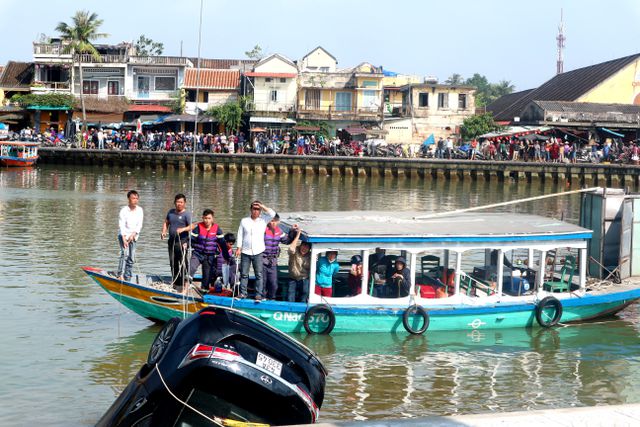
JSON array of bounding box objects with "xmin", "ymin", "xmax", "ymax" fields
[{"xmin": 385, "ymin": 257, "xmax": 411, "ymax": 298}]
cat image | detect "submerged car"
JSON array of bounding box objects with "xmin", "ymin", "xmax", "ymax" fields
[{"xmin": 97, "ymin": 306, "xmax": 327, "ymax": 426}]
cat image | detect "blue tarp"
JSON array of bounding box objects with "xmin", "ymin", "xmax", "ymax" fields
[
  {"xmin": 422, "ymin": 134, "xmax": 435, "ymax": 146},
  {"xmin": 600, "ymin": 127, "xmax": 625, "ymax": 138},
  {"xmin": 0, "ymin": 123, "xmax": 7, "ymax": 130},
  {"xmin": 383, "ymin": 69, "xmax": 398, "ymax": 77}
]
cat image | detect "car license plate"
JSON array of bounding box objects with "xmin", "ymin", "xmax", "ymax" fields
[{"xmin": 256, "ymin": 352, "xmax": 283, "ymax": 376}]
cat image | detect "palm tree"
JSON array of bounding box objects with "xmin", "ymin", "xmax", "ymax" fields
[
  {"xmin": 55, "ymin": 10, "xmax": 108, "ymax": 133},
  {"xmin": 445, "ymin": 73, "xmax": 464, "ymax": 85}
]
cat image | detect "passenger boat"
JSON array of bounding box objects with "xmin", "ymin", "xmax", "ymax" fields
[
  {"xmin": 82, "ymin": 211, "xmax": 640, "ymax": 335},
  {"xmin": 0, "ymin": 141, "xmax": 39, "ymax": 167}
]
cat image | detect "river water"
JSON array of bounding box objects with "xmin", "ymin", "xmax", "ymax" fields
[{"xmin": 1, "ymin": 165, "xmax": 639, "ymax": 426}]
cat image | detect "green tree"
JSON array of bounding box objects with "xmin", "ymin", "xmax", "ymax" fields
[
  {"xmin": 206, "ymin": 102, "xmax": 244, "ymax": 133},
  {"xmin": 55, "ymin": 10, "xmax": 108, "ymax": 133},
  {"xmin": 445, "ymin": 73, "xmax": 464, "ymax": 85},
  {"xmin": 169, "ymin": 89, "xmax": 185, "ymax": 114},
  {"xmin": 459, "ymin": 113, "xmax": 501, "ymax": 140},
  {"xmin": 244, "ymin": 44, "xmax": 264, "ymax": 60},
  {"xmin": 134, "ymin": 34, "xmax": 164, "ymax": 56},
  {"xmin": 464, "ymin": 74, "xmax": 515, "ymax": 107}
]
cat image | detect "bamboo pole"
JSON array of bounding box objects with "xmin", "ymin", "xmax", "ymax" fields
[{"xmin": 413, "ymin": 187, "xmax": 601, "ymax": 220}]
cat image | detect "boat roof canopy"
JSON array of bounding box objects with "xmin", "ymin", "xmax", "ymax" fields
[{"xmin": 278, "ymin": 212, "xmax": 592, "ymax": 245}]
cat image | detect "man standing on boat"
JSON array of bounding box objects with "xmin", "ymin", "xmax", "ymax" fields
[
  {"xmin": 235, "ymin": 201, "xmax": 275, "ymax": 300},
  {"xmin": 161, "ymin": 194, "xmax": 192, "ymax": 289},
  {"xmin": 117, "ymin": 190, "xmax": 143, "ymax": 282}
]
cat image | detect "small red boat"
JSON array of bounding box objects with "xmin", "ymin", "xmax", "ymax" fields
[{"xmin": 0, "ymin": 141, "xmax": 39, "ymax": 167}]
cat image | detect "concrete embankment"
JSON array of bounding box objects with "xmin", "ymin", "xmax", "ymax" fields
[
  {"xmin": 296, "ymin": 403, "xmax": 640, "ymax": 426},
  {"xmin": 38, "ymin": 147, "xmax": 640, "ymax": 188}
]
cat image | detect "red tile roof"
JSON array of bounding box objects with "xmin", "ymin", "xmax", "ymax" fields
[
  {"xmin": 244, "ymin": 72, "xmax": 297, "ymax": 78},
  {"xmin": 127, "ymin": 104, "xmax": 172, "ymax": 113},
  {"xmin": 184, "ymin": 69, "xmax": 240, "ymax": 90}
]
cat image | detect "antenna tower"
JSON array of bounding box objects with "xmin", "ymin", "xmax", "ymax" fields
[{"xmin": 556, "ymin": 9, "xmax": 566, "ymax": 74}]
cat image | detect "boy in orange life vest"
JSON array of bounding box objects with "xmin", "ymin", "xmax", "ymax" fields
[{"xmin": 177, "ymin": 209, "xmax": 230, "ymax": 291}]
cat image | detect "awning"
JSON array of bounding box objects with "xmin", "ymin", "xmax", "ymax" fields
[
  {"xmin": 161, "ymin": 114, "xmax": 217, "ymax": 123},
  {"xmin": 250, "ymin": 127, "xmax": 267, "ymax": 132},
  {"xmin": 293, "ymin": 125, "xmax": 320, "ymax": 131},
  {"xmin": 0, "ymin": 113, "xmax": 25, "ymax": 121},
  {"xmin": 84, "ymin": 112, "xmax": 123, "ymax": 123},
  {"xmin": 600, "ymin": 127, "xmax": 625, "ymax": 138},
  {"xmin": 479, "ymin": 126, "xmax": 551, "ymax": 139},
  {"xmin": 249, "ymin": 116, "xmax": 296, "ymax": 124},
  {"xmin": 127, "ymin": 104, "xmax": 172, "ymax": 113},
  {"xmin": 343, "ymin": 127, "xmax": 367, "ymax": 135}
]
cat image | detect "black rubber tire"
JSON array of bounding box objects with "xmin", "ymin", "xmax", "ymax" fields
[
  {"xmin": 403, "ymin": 305, "xmax": 430, "ymax": 335},
  {"xmin": 147, "ymin": 317, "xmax": 181, "ymax": 366},
  {"xmin": 303, "ymin": 304, "xmax": 335, "ymax": 335},
  {"xmin": 535, "ymin": 296, "xmax": 563, "ymax": 328}
]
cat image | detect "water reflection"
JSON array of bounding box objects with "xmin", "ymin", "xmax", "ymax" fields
[{"xmin": 1, "ymin": 164, "xmax": 639, "ymax": 425}]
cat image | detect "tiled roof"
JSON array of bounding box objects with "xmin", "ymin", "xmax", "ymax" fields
[
  {"xmin": 0, "ymin": 61, "xmax": 33, "ymax": 89},
  {"xmin": 184, "ymin": 69, "xmax": 240, "ymax": 89},
  {"xmin": 486, "ymin": 89, "xmax": 533, "ymax": 118},
  {"xmin": 127, "ymin": 104, "xmax": 172, "ymax": 113},
  {"xmin": 191, "ymin": 58, "xmax": 256, "ymax": 70},
  {"xmin": 489, "ymin": 53, "xmax": 640, "ymax": 122}
]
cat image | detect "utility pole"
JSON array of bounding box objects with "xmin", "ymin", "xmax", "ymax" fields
[
  {"xmin": 556, "ymin": 8, "xmax": 566, "ymax": 75},
  {"xmin": 180, "ymin": 40, "xmax": 183, "ymax": 57}
]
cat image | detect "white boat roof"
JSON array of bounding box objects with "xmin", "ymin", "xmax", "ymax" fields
[{"xmin": 278, "ymin": 211, "xmax": 592, "ymax": 244}]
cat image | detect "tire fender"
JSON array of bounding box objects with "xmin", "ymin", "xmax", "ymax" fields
[
  {"xmin": 403, "ymin": 305, "xmax": 430, "ymax": 335},
  {"xmin": 303, "ymin": 304, "xmax": 335, "ymax": 335},
  {"xmin": 535, "ymin": 296, "xmax": 563, "ymax": 328}
]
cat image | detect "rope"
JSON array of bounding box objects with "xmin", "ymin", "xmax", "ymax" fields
[
  {"xmin": 154, "ymin": 363, "xmax": 270, "ymax": 427},
  {"xmin": 413, "ymin": 187, "xmax": 600, "ymax": 220}
]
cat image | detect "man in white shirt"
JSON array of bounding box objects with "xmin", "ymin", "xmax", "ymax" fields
[
  {"xmin": 117, "ymin": 190, "xmax": 144, "ymax": 281},
  {"xmin": 235, "ymin": 200, "xmax": 275, "ymax": 300}
]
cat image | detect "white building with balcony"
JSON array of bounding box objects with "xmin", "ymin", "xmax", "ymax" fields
[
  {"xmin": 184, "ymin": 68, "xmax": 240, "ymax": 115},
  {"xmin": 244, "ymin": 54, "xmax": 297, "ymax": 119}
]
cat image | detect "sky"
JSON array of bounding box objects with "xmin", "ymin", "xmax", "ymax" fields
[{"xmin": 2, "ymin": 0, "xmax": 640, "ymax": 91}]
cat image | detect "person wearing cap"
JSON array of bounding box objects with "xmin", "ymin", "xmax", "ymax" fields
[
  {"xmin": 348, "ymin": 254, "xmax": 363, "ymax": 296},
  {"xmin": 315, "ymin": 251, "xmax": 340, "ymax": 297},
  {"xmin": 384, "ymin": 257, "xmax": 411, "ymax": 298},
  {"xmin": 235, "ymin": 200, "xmax": 276, "ymax": 300}
]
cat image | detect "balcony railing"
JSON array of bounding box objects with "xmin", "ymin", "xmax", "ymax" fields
[
  {"xmin": 129, "ymin": 56, "xmax": 190, "ymax": 66},
  {"xmin": 33, "ymin": 43, "xmax": 70, "ymax": 55},
  {"xmin": 74, "ymin": 54, "xmax": 128, "ymax": 64},
  {"xmin": 30, "ymin": 81, "xmax": 71, "ymax": 93}
]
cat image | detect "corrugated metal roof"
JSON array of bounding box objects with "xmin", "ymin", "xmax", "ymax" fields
[
  {"xmin": 533, "ymin": 100, "xmax": 640, "ymax": 115},
  {"xmin": 184, "ymin": 69, "xmax": 240, "ymax": 89},
  {"xmin": 489, "ymin": 53, "xmax": 640, "ymax": 122},
  {"xmin": 0, "ymin": 61, "xmax": 33, "ymax": 89},
  {"xmin": 191, "ymin": 58, "xmax": 257, "ymax": 70}
]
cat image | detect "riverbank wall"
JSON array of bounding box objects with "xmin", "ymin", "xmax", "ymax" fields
[{"xmin": 38, "ymin": 147, "xmax": 640, "ymax": 188}]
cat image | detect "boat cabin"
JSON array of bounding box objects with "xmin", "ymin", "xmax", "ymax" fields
[
  {"xmin": 0, "ymin": 142, "xmax": 39, "ymax": 160},
  {"xmin": 279, "ymin": 211, "xmax": 592, "ymax": 306}
]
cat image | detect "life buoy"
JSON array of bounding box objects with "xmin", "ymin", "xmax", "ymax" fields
[
  {"xmin": 403, "ymin": 305, "xmax": 430, "ymax": 335},
  {"xmin": 303, "ymin": 304, "xmax": 335, "ymax": 335},
  {"xmin": 147, "ymin": 317, "xmax": 181, "ymax": 366},
  {"xmin": 535, "ymin": 296, "xmax": 563, "ymax": 327}
]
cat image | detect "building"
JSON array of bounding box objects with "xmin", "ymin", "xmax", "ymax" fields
[
  {"xmin": 297, "ymin": 47, "xmax": 384, "ymax": 136},
  {"xmin": 244, "ymin": 53, "xmax": 298, "ymax": 132},
  {"xmin": 384, "ymin": 82, "xmax": 476, "ymax": 143},
  {"xmin": 487, "ymin": 53, "xmax": 640, "ymax": 124},
  {"xmin": 184, "ymin": 68, "xmax": 241, "ymax": 114}
]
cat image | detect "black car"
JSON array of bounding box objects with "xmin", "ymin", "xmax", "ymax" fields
[{"xmin": 97, "ymin": 306, "xmax": 327, "ymax": 426}]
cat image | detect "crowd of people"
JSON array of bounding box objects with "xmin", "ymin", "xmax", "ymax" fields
[
  {"xmin": 116, "ymin": 192, "xmax": 412, "ymax": 303},
  {"xmin": 10, "ymin": 125, "xmax": 640, "ymax": 163}
]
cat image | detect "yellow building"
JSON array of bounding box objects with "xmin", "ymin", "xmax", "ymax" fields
[
  {"xmin": 488, "ymin": 53, "xmax": 640, "ymax": 123},
  {"xmin": 297, "ymin": 47, "xmax": 383, "ymax": 135}
]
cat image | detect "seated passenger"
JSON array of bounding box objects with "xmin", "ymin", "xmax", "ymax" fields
[
  {"xmin": 215, "ymin": 233, "xmax": 237, "ymax": 290},
  {"xmin": 383, "ymin": 257, "xmax": 411, "ymax": 298},
  {"xmin": 348, "ymin": 255, "xmax": 363, "ymax": 296},
  {"xmin": 315, "ymin": 251, "xmax": 339, "ymax": 298}
]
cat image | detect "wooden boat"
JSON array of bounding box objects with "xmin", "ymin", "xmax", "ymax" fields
[
  {"xmin": 82, "ymin": 211, "xmax": 640, "ymax": 335},
  {"xmin": 0, "ymin": 141, "xmax": 39, "ymax": 167}
]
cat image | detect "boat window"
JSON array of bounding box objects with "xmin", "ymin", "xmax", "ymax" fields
[
  {"xmin": 314, "ymin": 250, "xmax": 352, "ymax": 298},
  {"xmin": 542, "ymin": 247, "xmax": 580, "ymax": 293},
  {"xmin": 367, "ymin": 249, "xmax": 413, "ymax": 299},
  {"xmin": 415, "ymin": 250, "xmax": 455, "ymax": 299}
]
